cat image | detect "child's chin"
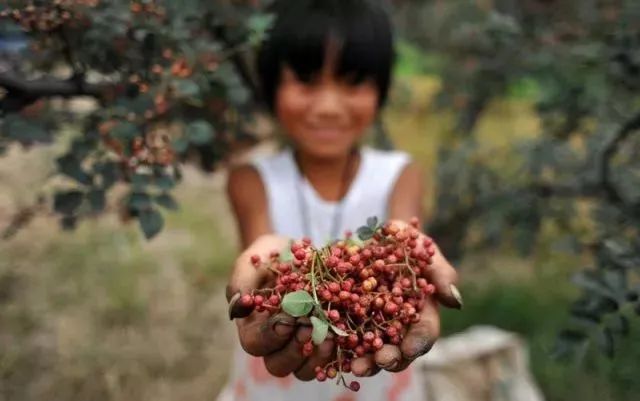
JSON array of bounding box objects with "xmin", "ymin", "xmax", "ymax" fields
[{"xmin": 301, "ymin": 142, "xmax": 355, "ymax": 160}]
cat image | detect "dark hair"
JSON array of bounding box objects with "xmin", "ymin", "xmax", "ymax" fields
[{"xmin": 256, "ymin": 0, "xmax": 395, "ymax": 111}]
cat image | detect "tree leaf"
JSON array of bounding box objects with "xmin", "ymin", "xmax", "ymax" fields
[
  {"xmin": 281, "ymin": 290, "xmax": 314, "ymax": 317},
  {"xmin": 280, "ymin": 240, "xmax": 294, "ymax": 262},
  {"xmin": 139, "ymin": 209, "xmax": 164, "ymax": 240},
  {"xmin": 56, "ymin": 154, "xmax": 93, "ymax": 185},
  {"xmin": 172, "ymin": 137, "xmax": 189, "ymax": 154},
  {"xmin": 571, "ymin": 271, "xmax": 617, "ymax": 300},
  {"xmin": 111, "ymin": 122, "xmax": 138, "ymax": 140},
  {"xmin": 330, "ymin": 324, "xmax": 349, "ymax": 337},
  {"xmin": 186, "ymin": 120, "xmax": 215, "ymax": 145},
  {"xmin": 154, "ymin": 193, "xmax": 179, "ymax": 210},
  {"xmin": 87, "ymin": 189, "xmax": 106, "ymax": 212},
  {"xmin": 175, "ymin": 79, "xmax": 200, "ymax": 98},
  {"xmin": 367, "ymin": 216, "xmax": 379, "ymax": 229},
  {"xmin": 356, "ymin": 226, "xmax": 374, "ymax": 241},
  {"xmin": 129, "ymin": 192, "xmax": 152, "ymax": 211},
  {"xmin": 310, "ymin": 316, "xmax": 329, "ymax": 345},
  {"xmin": 595, "ymin": 326, "xmax": 615, "ymax": 358},
  {"xmin": 54, "ymin": 190, "xmax": 84, "ymax": 215},
  {"xmin": 607, "ymin": 314, "xmax": 629, "ymax": 337}
]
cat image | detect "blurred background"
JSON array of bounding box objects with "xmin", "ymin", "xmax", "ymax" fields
[{"xmin": 1, "ymin": 1, "xmax": 639, "ymax": 400}]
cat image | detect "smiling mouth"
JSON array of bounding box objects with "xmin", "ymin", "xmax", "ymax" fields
[{"xmin": 307, "ymin": 127, "xmax": 344, "ymax": 139}]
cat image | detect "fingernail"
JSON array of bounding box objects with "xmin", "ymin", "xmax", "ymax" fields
[
  {"xmin": 228, "ymin": 292, "xmax": 241, "ymax": 320},
  {"xmin": 450, "ymin": 284, "xmax": 463, "ymax": 309}
]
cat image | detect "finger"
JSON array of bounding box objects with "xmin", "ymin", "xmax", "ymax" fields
[
  {"xmin": 400, "ymin": 296, "xmax": 440, "ymax": 361},
  {"xmin": 423, "ymin": 243, "xmax": 463, "ymax": 309},
  {"xmin": 374, "ymin": 344, "xmax": 403, "ymax": 371},
  {"xmin": 263, "ymin": 325, "xmax": 313, "ymax": 377},
  {"xmin": 351, "ymin": 353, "xmax": 381, "ymax": 377},
  {"xmin": 294, "ymin": 335, "xmax": 336, "ymax": 381},
  {"xmin": 237, "ymin": 311, "xmax": 297, "ymax": 357},
  {"xmin": 227, "ymin": 236, "xmax": 286, "ymax": 319}
]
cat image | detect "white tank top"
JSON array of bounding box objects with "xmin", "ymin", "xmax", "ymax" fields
[
  {"xmin": 254, "ymin": 146, "xmax": 410, "ymax": 245},
  {"xmin": 217, "ymin": 146, "xmax": 426, "ymax": 401}
]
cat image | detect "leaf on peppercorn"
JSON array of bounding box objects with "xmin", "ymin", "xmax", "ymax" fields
[
  {"xmin": 310, "ymin": 316, "xmax": 329, "ymax": 345},
  {"xmin": 281, "ymin": 290, "xmax": 314, "ymax": 317},
  {"xmin": 280, "ymin": 240, "xmax": 294, "ymax": 262},
  {"xmin": 330, "ymin": 324, "xmax": 349, "ymax": 337},
  {"xmin": 356, "ymin": 225, "xmax": 374, "ymax": 241},
  {"xmin": 366, "ymin": 216, "xmax": 378, "ymax": 229}
]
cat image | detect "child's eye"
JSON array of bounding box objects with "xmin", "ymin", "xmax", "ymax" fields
[{"xmin": 296, "ymin": 72, "xmax": 321, "ymax": 85}]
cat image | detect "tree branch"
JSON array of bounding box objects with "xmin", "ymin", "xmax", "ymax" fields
[
  {"xmin": 600, "ymin": 111, "xmax": 640, "ymax": 203},
  {"xmin": 0, "ymin": 71, "xmax": 106, "ymax": 113}
]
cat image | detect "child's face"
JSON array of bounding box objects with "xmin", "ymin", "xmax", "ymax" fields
[{"xmin": 275, "ymin": 51, "xmax": 379, "ymax": 160}]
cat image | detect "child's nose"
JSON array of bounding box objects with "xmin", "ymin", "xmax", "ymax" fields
[{"xmin": 311, "ymin": 86, "xmax": 344, "ymax": 119}]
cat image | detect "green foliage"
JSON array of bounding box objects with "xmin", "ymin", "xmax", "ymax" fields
[
  {"xmin": 310, "ymin": 316, "xmax": 329, "ymax": 345},
  {"xmin": 281, "ymin": 290, "xmax": 314, "ymax": 317},
  {"xmin": 396, "ymin": 0, "xmax": 640, "ymax": 359},
  {"xmin": 0, "ymin": 0, "xmax": 272, "ymax": 239}
]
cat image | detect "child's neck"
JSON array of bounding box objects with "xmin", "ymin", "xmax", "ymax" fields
[{"xmin": 294, "ymin": 148, "xmax": 360, "ymax": 202}]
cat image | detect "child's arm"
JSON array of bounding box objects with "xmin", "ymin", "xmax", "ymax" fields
[{"xmin": 226, "ymin": 165, "xmax": 271, "ymax": 248}]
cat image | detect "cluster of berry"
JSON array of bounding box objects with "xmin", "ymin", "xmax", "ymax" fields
[{"xmin": 238, "ymin": 218, "xmax": 437, "ymax": 391}]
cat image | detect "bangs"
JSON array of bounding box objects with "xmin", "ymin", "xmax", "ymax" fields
[{"xmin": 257, "ymin": 0, "xmax": 395, "ymax": 110}]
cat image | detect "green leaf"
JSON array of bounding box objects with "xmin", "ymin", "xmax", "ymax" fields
[
  {"xmin": 186, "ymin": 120, "xmax": 215, "ymax": 145},
  {"xmin": 155, "ymin": 174, "xmax": 176, "ymax": 190},
  {"xmin": 111, "ymin": 122, "xmax": 138, "ymax": 140},
  {"xmin": 607, "ymin": 315, "xmax": 629, "ymax": 336},
  {"xmin": 129, "ymin": 192, "xmax": 152, "ymax": 211},
  {"xmin": 54, "ymin": 190, "xmax": 84, "ymax": 215},
  {"xmin": 139, "ymin": 209, "xmax": 164, "ymax": 240},
  {"xmin": 571, "ymin": 271, "xmax": 617, "ymax": 300},
  {"xmin": 175, "ymin": 79, "xmax": 200, "ymax": 98},
  {"xmin": 95, "ymin": 161, "xmax": 119, "ymax": 189},
  {"xmin": 155, "ymin": 193, "xmax": 179, "ymax": 210},
  {"xmin": 367, "ymin": 216, "xmax": 378, "ymax": 229},
  {"xmin": 330, "ymin": 324, "xmax": 349, "ymax": 337},
  {"xmin": 87, "ymin": 189, "xmax": 106, "ymax": 212},
  {"xmin": 356, "ymin": 226, "xmax": 374, "ymax": 241},
  {"xmin": 172, "ymin": 137, "xmax": 189, "ymax": 154},
  {"xmin": 281, "ymin": 290, "xmax": 314, "ymax": 317},
  {"xmin": 595, "ymin": 327, "xmax": 614, "ymax": 358},
  {"xmin": 310, "ymin": 316, "xmax": 329, "ymax": 345},
  {"xmin": 280, "ymin": 240, "xmax": 294, "ymax": 262},
  {"xmin": 131, "ymin": 173, "xmax": 152, "ymax": 190},
  {"xmin": 56, "ymin": 154, "xmax": 92, "ymax": 185},
  {"xmin": 5, "ymin": 114, "xmax": 49, "ymax": 142}
]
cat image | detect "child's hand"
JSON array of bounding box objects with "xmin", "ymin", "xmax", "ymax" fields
[
  {"xmin": 349, "ymin": 219, "xmax": 462, "ymax": 377},
  {"xmin": 226, "ymin": 234, "xmax": 337, "ymax": 380}
]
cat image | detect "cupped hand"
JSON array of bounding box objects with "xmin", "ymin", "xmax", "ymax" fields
[
  {"xmin": 350, "ymin": 220, "xmax": 462, "ymax": 377},
  {"xmin": 226, "ymin": 234, "xmax": 337, "ymax": 380}
]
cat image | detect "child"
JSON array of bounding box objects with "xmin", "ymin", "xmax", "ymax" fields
[{"xmin": 219, "ymin": 1, "xmax": 462, "ymax": 400}]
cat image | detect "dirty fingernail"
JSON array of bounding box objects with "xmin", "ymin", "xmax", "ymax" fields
[
  {"xmin": 450, "ymin": 284, "xmax": 463, "ymax": 309},
  {"xmin": 228, "ymin": 292, "xmax": 241, "ymax": 320}
]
